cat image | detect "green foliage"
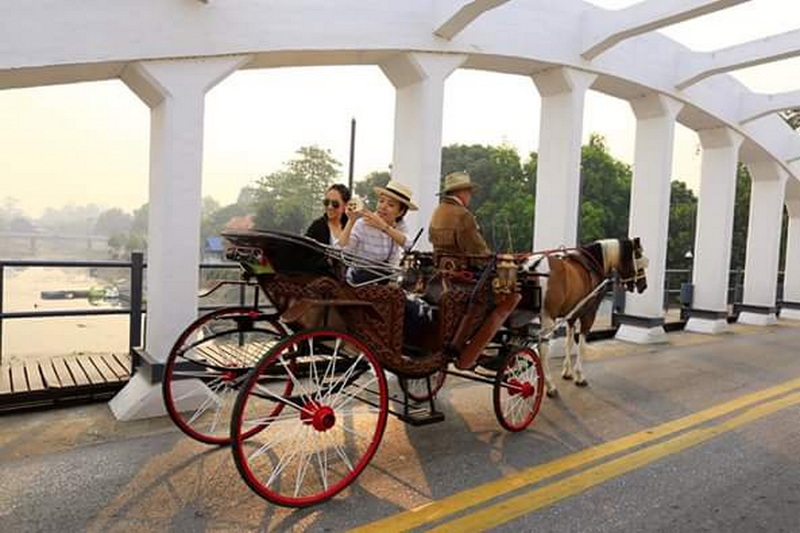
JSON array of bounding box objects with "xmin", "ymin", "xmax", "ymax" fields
[
  {"xmin": 667, "ymin": 181, "xmax": 698, "ymax": 268},
  {"xmin": 354, "ymin": 171, "xmax": 390, "ymax": 210},
  {"xmin": 94, "ymin": 208, "xmax": 133, "ymax": 236},
  {"xmin": 730, "ymin": 163, "xmax": 751, "ymax": 271},
  {"xmin": 38, "ymin": 203, "xmax": 102, "ymax": 235},
  {"xmin": 252, "ymin": 146, "xmax": 342, "ymax": 233},
  {"xmin": 782, "ymin": 108, "xmax": 800, "ymax": 130},
  {"xmin": 578, "ymin": 133, "xmax": 632, "ymax": 242},
  {"xmin": 441, "ymin": 143, "xmax": 533, "ymax": 251}
]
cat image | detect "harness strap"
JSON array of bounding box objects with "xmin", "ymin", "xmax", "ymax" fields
[{"xmin": 539, "ymin": 278, "xmax": 612, "ymax": 340}]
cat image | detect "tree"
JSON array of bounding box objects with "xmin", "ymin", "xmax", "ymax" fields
[
  {"xmin": 252, "ymin": 146, "xmax": 342, "ymax": 233},
  {"xmin": 131, "ymin": 203, "xmax": 148, "ymax": 235},
  {"xmin": 200, "ymin": 195, "xmax": 222, "ymax": 244},
  {"xmin": 37, "ymin": 204, "xmax": 103, "ymax": 235},
  {"xmin": 94, "ymin": 208, "xmax": 133, "ymax": 236},
  {"xmin": 578, "ymin": 133, "xmax": 632, "ymax": 243},
  {"xmin": 354, "ymin": 171, "xmax": 390, "ymax": 209},
  {"xmin": 667, "ymin": 180, "xmax": 698, "ymax": 268},
  {"xmin": 441, "ymin": 143, "xmax": 533, "ymax": 251},
  {"xmin": 782, "ymin": 108, "xmax": 800, "ymax": 130},
  {"xmin": 730, "ymin": 163, "xmax": 752, "ymax": 271}
]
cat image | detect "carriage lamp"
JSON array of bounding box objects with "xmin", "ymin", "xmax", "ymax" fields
[{"xmin": 493, "ymin": 254, "xmax": 519, "ymax": 294}]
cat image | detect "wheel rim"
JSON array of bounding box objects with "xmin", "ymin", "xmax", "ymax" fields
[
  {"xmin": 493, "ymin": 347, "xmax": 544, "ymax": 432},
  {"xmin": 231, "ymin": 329, "xmax": 388, "ymax": 507},
  {"xmin": 162, "ymin": 307, "xmax": 288, "ymax": 445}
]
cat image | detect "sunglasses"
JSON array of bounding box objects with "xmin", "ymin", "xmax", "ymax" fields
[{"xmin": 323, "ymin": 199, "xmax": 341, "ymax": 209}]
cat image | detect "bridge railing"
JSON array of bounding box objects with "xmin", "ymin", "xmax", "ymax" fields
[
  {"xmin": 0, "ymin": 261, "xmax": 786, "ymax": 366},
  {"xmin": 0, "ymin": 254, "xmax": 254, "ymax": 366}
]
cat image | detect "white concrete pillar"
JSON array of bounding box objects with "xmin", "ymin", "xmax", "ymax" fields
[
  {"xmin": 110, "ymin": 56, "xmax": 250, "ymax": 420},
  {"xmin": 616, "ymin": 94, "xmax": 683, "ymax": 344},
  {"xmin": 531, "ymin": 68, "xmax": 597, "ymax": 250},
  {"xmin": 737, "ymin": 162, "xmax": 787, "ymax": 326},
  {"xmin": 685, "ymin": 128, "xmax": 743, "ymax": 335},
  {"xmin": 781, "ymin": 199, "xmax": 800, "ymax": 320},
  {"xmin": 380, "ymin": 52, "xmax": 467, "ymax": 244}
]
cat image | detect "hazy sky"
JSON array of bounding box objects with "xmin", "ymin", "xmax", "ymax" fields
[{"xmin": 2, "ymin": 0, "xmax": 800, "ymax": 218}]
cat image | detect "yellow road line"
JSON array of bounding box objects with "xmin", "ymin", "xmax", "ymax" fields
[
  {"xmin": 432, "ymin": 391, "xmax": 800, "ymax": 532},
  {"xmin": 351, "ymin": 376, "xmax": 800, "ymax": 533}
]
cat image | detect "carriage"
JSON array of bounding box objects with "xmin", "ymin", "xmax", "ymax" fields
[{"xmin": 160, "ymin": 228, "xmax": 551, "ymax": 507}]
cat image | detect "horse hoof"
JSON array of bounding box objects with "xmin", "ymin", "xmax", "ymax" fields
[
  {"xmin": 546, "ymin": 389, "xmax": 559, "ymax": 398},
  {"xmin": 575, "ymin": 379, "xmax": 588, "ymax": 388},
  {"xmin": 562, "ymin": 374, "xmax": 573, "ymax": 381}
]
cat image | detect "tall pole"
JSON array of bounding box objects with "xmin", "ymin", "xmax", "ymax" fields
[{"xmin": 348, "ymin": 117, "xmax": 356, "ymax": 190}]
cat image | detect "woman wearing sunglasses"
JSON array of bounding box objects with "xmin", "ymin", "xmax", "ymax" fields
[{"xmin": 305, "ymin": 184, "xmax": 351, "ymax": 245}]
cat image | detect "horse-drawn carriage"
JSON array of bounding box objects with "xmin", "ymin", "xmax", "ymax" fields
[{"xmin": 161, "ymin": 229, "xmax": 647, "ymax": 507}]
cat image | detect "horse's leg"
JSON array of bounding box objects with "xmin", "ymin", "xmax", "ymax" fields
[
  {"xmin": 561, "ymin": 322, "xmax": 574, "ymax": 380},
  {"xmin": 540, "ymin": 314, "xmax": 558, "ymax": 397},
  {"xmin": 575, "ymin": 314, "xmax": 595, "ymax": 387}
]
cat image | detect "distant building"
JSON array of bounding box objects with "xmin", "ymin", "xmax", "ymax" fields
[
  {"xmin": 224, "ymin": 215, "xmax": 255, "ymax": 231},
  {"xmin": 203, "ymin": 236, "xmax": 225, "ymax": 263}
]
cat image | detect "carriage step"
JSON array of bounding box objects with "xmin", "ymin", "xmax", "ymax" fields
[{"xmin": 396, "ymin": 408, "xmax": 445, "ymax": 426}]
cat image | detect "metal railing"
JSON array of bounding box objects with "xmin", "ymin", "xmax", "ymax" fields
[
  {"xmin": 0, "ymin": 259, "xmax": 785, "ymax": 366},
  {"xmin": 0, "ymin": 253, "xmax": 252, "ymax": 366}
]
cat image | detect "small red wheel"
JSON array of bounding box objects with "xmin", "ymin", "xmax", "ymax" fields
[
  {"xmin": 162, "ymin": 307, "xmax": 288, "ymax": 445},
  {"xmin": 398, "ymin": 370, "xmax": 446, "ymax": 402},
  {"xmin": 493, "ymin": 347, "xmax": 544, "ymax": 432},
  {"xmin": 230, "ymin": 329, "xmax": 389, "ymax": 507}
]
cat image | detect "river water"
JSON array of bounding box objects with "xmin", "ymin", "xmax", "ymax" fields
[{"xmin": 2, "ymin": 267, "xmax": 129, "ymax": 365}]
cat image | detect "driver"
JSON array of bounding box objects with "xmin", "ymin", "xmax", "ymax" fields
[{"xmin": 428, "ymin": 171, "xmax": 491, "ymax": 256}]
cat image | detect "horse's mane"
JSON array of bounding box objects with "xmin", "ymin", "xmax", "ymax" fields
[{"xmin": 587, "ymin": 238, "xmax": 633, "ymax": 274}]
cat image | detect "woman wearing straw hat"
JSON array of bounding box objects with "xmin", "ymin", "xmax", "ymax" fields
[
  {"xmin": 336, "ymin": 179, "xmax": 417, "ymax": 283},
  {"xmin": 429, "ymin": 171, "xmax": 491, "ymax": 256}
]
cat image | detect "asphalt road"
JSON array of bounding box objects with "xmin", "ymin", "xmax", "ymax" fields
[{"xmin": 1, "ymin": 322, "xmax": 799, "ymax": 532}]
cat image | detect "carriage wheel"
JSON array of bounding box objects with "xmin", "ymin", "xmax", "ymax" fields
[
  {"xmin": 398, "ymin": 370, "xmax": 446, "ymax": 402},
  {"xmin": 162, "ymin": 307, "xmax": 289, "ymax": 445},
  {"xmin": 493, "ymin": 347, "xmax": 544, "ymax": 432},
  {"xmin": 230, "ymin": 329, "xmax": 389, "ymax": 507}
]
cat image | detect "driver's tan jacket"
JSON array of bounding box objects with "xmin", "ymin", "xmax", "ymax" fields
[{"xmin": 428, "ymin": 196, "xmax": 491, "ymax": 256}]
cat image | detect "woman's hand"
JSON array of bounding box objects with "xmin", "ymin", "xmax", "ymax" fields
[
  {"xmin": 346, "ymin": 203, "xmax": 366, "ymax": 220},
  {"xmin": 361, "ymin": 211, "xmax": 390, "ymax": 232}
]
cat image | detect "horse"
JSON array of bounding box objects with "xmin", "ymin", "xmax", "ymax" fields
[{"xmin": 521, "ymin": 237, "xmax": 649, "ymax": 397}]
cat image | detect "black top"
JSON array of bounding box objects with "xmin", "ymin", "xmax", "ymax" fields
[{"xmin": 305, "ymin": 214, "xmax": 348, "ymax": 245}]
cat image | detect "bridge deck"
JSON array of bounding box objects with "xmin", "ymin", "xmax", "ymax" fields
[{"xmin": 0, "ymin": 353, "xmax": 130, "ymax": 411}]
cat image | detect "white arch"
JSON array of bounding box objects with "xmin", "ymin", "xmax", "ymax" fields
[
  {"xmin": 2, "ymin": 0, "xmax": 799, "ymax": 185},
  {"xmin": 581, "ymin": 0, "xmax": 749, "ymax": 60},
  {"xmin": 434, "ymin": 0, "xmax": 512, "ymax": 40},
  {"xmin": 739, "ymin": 89, "xmax": 800, "ymax": 123},
  {"xmin": 676, "ymin": 28, "xmax": 800, "ymax": 89}
]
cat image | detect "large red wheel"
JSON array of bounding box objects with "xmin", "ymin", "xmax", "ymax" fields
[
  {"xmin": 162, "ymin": 307, "xmax": 289, "ymax": 445},
  {"xmin": 230, "ymin": 329, "xmax": 389, "ymax": 507},
  {"xmin": 398, "ymin": 370, "xmax": 446, "ymax": 402},
  {"xmin": 493, "ymin": 347, "xmax": 544, "ymax": 432}
]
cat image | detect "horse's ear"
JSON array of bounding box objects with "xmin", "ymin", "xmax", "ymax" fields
[{"xmin": 633, "ymin": 237, "xmax": 641, "ymax": 248}]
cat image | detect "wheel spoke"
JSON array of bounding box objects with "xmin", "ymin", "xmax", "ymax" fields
[
  {"xmin": 293, "ymin": 428, "xmax": 317, "ymax": 497},
  {"xmin": 329, "ymin": 376, "xmax": 377, "ymax": 411},
  {"xmin": 231, "ymin": 330, "xmax": 387, "ymax": 506},
  {"xmin": 279, "ymin": 352, "xmax": 314, "ymax": 404},
  {"xmin": 253, "ymin": 383, "xmax": 305, "ymax": 412},
  {"xmin": 326, "ymin": 352, "xmax": 365, "ymax": 406}
]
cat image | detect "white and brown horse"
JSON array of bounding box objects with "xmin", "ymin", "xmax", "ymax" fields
[{"xmin": 522, "ymin": 238, "xmax": 649, "ymax": 397}]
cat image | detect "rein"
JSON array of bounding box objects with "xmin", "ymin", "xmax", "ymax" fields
[{"xmin": 538, "ymin": 278, "xmax": 612, "ymax": 341}]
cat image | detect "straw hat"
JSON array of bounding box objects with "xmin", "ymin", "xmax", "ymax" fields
[
  {"xmin": 373, "ymin": 180, "xmax": 418, "ymax": 210},
  {"xmin": 442, "ymin": 171, "xmax": 478, "ymax": 194}
]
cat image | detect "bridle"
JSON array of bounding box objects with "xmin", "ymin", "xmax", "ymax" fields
[{"xmin": 617, "ymin": 249, "xmax": 648, "ymax": 285}]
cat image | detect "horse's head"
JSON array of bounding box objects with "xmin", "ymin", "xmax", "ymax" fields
[{"xmin": 617, "ymin": 237, "xmax": 648, "ymax": 293}]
